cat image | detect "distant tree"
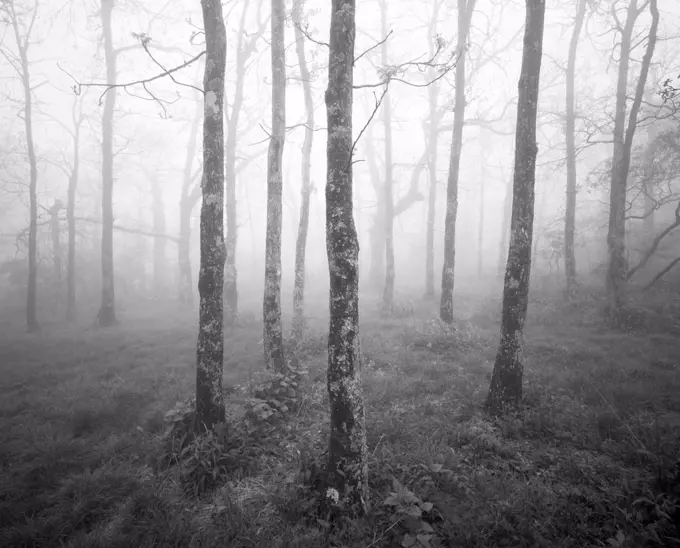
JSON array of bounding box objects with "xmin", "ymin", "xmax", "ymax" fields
[
  {"xmin": 291, "ymin": 0, "xmax": 315, "ymax": 341},
  {"xmin": 263, "ymin": 0, "xmax": 286, "ymax": 373},
  {"xmin": 97, "ymin": 0, "xmax": 118, "ymax": 327},
  {"xmin": 440, "ymin": 0, "xmax": 476, "ymax": 325},
  {"xmin": 325, "ymin": 0, "xmax": 368, "ymax": 515},
  {"xmin": 605, "ymin": 0, "xmax": 658, "ymax": 319},
  {"xmin": 564, "ymin": 0, "xmax": 587, "ymax": 301},
  {"xmin": 195, "ymin": 0, "xmax": 227, "ymax": 432},
  {"xmin": 1, "ymin": 0, "xmax": 41, "ymax": 332},
  {"xmin": 486, "ymin": 0, "xmax": 545, "ymax": 414}
]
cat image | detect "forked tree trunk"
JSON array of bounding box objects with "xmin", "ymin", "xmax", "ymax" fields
[
  {"xmin": 178, "ymin": 97, "xmax": 202, "ymax": 307},
  {"xmin": 263, "ymin": 0, "xmax": 286, "ymax": 372},
  {"xmin": 486, "ymin": 0, "xmax": 545, "ymax": 414},
  {"xmin": 98, "ymin": 0, "xmax": 118, "ymax": 327},
  {"xmin": 380, "ymin": 0, "xmax": 395, "ymax": 315},
  {"xmin": 292, "ymin": 0, "xmax": 314, "ymax": 341},
  {"xmin": 440, "ymin": 0, "xmax": 475, "ymax": 324},
  {"xmin": 564, "ymin": 0, "xmax": 586, "ymax": 301},
  {"xmin": 325, "ymin": 0, "xmax": 368, "ymax": 516},
  {"xmin": 196, "ymin": 0, "xmax": 227, "ymax": 433},
  {"xmin": 606, "ymin": 0, "xmax": 658, "ymax": 318}
]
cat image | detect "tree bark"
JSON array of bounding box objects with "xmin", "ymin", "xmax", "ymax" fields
[
  {"xmin": 98, "ymin": 0, "xmax": 118, "ymax": 327},
  {"xmin": 263, "ymin": 0, "xmax": 286, "ymax": 373},
  {"xmin": 380, "ymin": 0, "xmax": 395, "ymax": 316},
  {"xmin": 606, "ymin": 0, "xmax": 658, "ymax": 318},
  {"xmin": 178, "ymin": 97, "xmax": 202, "ymax": 308},
  {"xmin": 196, "ymin": 0, "xmax": 227, "ymax": 432},
  {"xmin": 440, "ymin": 0, "xmax": 476, "ymax": 324},
  {"xmin": 564, "ymin": 0, "xmax": 586, "ymax": 301},
  {"xmin": 292, "ymin": 0, "xmax": 314, "ymax": 341},
  {"xmin": 325, "ymin": 0, "xmax": 368, "ymax": 516},
  {"xmin": 486, "ymin": 0, "xmax": 545, "ymax": 414}
]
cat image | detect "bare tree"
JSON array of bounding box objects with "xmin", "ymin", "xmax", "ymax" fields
[
  {"xmin": 325, "ymin": 0, "xmax": 368, "ymax": 516},
  {"xmin": 196, "ymin": 0, "xmax": 227, "ymax": 432},
  {"xmin": 1, "ymin": 0, "xmax": 40, "ymax": 332},
  {"xmin": 263, "ymin": 0, "xmax": 286, "ymax": 372},
  {"xmin": 440, "ymin": 0, "xmax": 476, "ymax": 324},
  {"xmin": 486, "ymin": 0, "xmax": 545, "ymax": 414},
  {"xmin": 379, "ymin": 0, "xmax": 395, "ymax": 316},
  {"xmin": 605, "ymin": 0, "xmax": 659, "ymax": 319},
  {"xmin": 292, "ymin": 0, "xmax": 314, "ymax": 341},
  {"xmin": 564, "ymin": 0, "xmax": 587, "ymax": 300}
]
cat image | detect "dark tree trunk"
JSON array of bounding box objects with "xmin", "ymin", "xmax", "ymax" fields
[
  {"xmin": 196, "ymin": 0, "xmax": 227, "ymax": 432},
  {"xmin": 178, "ymin": 97, "xmax": 202, "ymax": 308},
  {"xmin": 606, "ymin": 0, "xmax": 658, "ymax": 318},
  {"xmin": 263, "ymin": 0, "xmax": 286, "ymax": 372},
  {"xmin": 440, "ymin": 0, "xmax": 475, "ymax": 324},
  {"xmin": 486, "ymin": 0, "xmax": 545, "ymax": 414},
  {"xmin": 564, "ymin": 0, "xmax": 586, "ymax": 301},
  {"xmin": 380, "ymin": 0, "xmax": 395, "ymax": 316},
  {"xmin": 292, "ymin": 0, "xmax": 314, "ymax": 341},
  {"xmin": 325, "ymin": 0, "xmax": 368, "ymax": 517},
  {"xmin": 98, "ymin": 0, "xmax": 118, "ymax": 327}
]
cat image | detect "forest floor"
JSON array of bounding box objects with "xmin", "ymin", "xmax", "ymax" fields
[{"xmin": 1, "ymin": 282, "xmax": 680, "ymax": 548}]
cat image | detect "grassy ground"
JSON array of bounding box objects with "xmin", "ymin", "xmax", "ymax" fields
[{"xmin": 1, "ymin": 283, "xmax": 680, "ymax": 548}]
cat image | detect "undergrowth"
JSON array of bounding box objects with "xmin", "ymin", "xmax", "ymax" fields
[{"xmin": 1, "ymin": 287, "xmax": 679, "ymax": 547}]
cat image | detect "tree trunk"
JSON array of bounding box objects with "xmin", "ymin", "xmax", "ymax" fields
[
  {"xmin": 292, "ymin": 0, "xmax": 314, "ymax": 341},
  {"xmin": 66, "ymin": 107, "xmax": 81, "ymax": 321},
  {"xmin": 49, "ymin": 201, "xmax": 63, "ymax": 314},
  {"xmin": 263, "ymin": 0, "xmax": 286, "ymax": 373},
  {"xmin": 498, "ymin": 174, "xmax": 512, "ymax": 278},
  {"xmin": 178, "ymin": 97, "xmax": 202, "ymax": 308},
  {"xmin": 10, "ymin": 7, "xmax": 40, "ymax": 332},
  {"xmin": 325, "ymin": 0, "xmax": 368, "ymax": 516},
  {"xmin": 564, "ymin": 0, "xmax": 586, "ymax": 301},
  {"xmin": 486, "ymin": 0, "xmax": 545, "ymax": 414},
  {"xmin": 98, "ymin": 0, "xmax": 118, "ymax": 327},
  {"xmin": 196, "ymin": 0, "xmax": 227, "ymax": 433},
  {"xmin": 440, "ymin": 0, "xmax": 476, "ymax": 324},
  {"xmin": 380, "ymin": 0, "xmax": 395, "ymax": 316},
  {"xmin": 606, "ymin": 0, "xmax": 658, "ymax": 318},
  {"xmin": 150, "ymin": 175, "xmax": 166, "ymax": 297}
]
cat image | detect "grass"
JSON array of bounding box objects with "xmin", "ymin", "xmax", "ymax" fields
[{"xmin": 1, "ymin": 282, "xmax": 679, "ymax": 547}]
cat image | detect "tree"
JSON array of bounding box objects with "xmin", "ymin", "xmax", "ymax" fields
[
  {"xmin": 486, "ymin": 0, "xmax": 545, "ymax": 414},
  {"xmin": 564, "ymin": 0, "xmax": 587, "ymax": 300},
  {"xmin": 263, "ymin": 0, "xmax": 286, "ymax": 373},
  {"xmin": 325, "ymin": 0, "xmax": 368, "ymax": 516},
  {"xmin": 1, "ymin": 0, "xmax": 40, "ymax": 333},
  {"xmin": 440, "ymin": 0, "xmax": 476, "ymax": 325},
  {"xmin": 97, "ymin": 0, "xmax": 118, "ymax": 327},
  {"xmin": 379, "ymin": 0, "xmax": 395, "ymax": 316},
  {"xmin": 605, "ymin": 0, "xmax": 659, "ymax": 319},
  {"xmin": 196, "ymin": 0, "xmax": 227, "ymax": 432},
  {"xmin": 291, "ymin": 0, "xmax": 315, "ymax": 341}
]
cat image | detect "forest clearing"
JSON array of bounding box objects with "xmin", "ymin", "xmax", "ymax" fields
[{"xmin": 2, "ymin": 281, "xmax": 679, "ymax": 547}]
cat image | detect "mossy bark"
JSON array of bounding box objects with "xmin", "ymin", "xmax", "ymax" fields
[
  {"xmin": 325, "ymin": 0, "xmax": 368, "ymax": 517},
  {"xmin": 196, "ymin": 0, "xmax": 227, "ymax": 432},
  {"xmin": 486, "ymin": 0, "xmax": 545, "ymax": 414},
  {"xmin": 263, "ymin": 0, "xmax": 286, "ymax": 373}
]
